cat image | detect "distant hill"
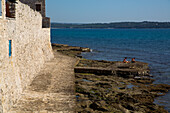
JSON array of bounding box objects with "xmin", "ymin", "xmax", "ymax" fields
[{"xmin": 51, "ymin": 21, "xmax": 170, "ymax": 29}]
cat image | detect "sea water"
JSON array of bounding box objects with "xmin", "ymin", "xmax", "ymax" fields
[{"xmin": 51, "ymin": 28, "xmax": 170, "ymax": 111}]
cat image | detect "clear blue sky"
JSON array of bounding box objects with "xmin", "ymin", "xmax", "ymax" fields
[
  {"xmin": 0, "ymin": 1, "xmax": 2, "ymax": 16},
  {"xmin": 46, "ymin": 0, "xmax": 170, "ymax": 23}
]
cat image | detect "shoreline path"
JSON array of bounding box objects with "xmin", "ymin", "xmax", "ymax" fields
[{"xmin": 9, "ymin": 51, "xmax": 78, "ymax": 113}]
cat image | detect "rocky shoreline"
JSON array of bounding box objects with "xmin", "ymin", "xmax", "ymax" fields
[{"xmin": 52, "ymin": 43, "xmax": 170, "ymax": 113}]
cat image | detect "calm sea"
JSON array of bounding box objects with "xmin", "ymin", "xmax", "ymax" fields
[{"xmin": 51, "ymin": 29, "xmax": 170, "ymax": 111}]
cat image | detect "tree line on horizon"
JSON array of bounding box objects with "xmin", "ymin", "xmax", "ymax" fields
[{"xmin": 51, "ymin": 21, "xmax": 170, "ymax": 29}]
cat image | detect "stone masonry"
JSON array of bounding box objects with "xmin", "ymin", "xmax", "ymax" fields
[{"xmin": 0, "ymin": 0, "xmax": 54, "ymax": 112}]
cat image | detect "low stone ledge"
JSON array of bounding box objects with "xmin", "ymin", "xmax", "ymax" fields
[
  {"xmin": 75, "ymin": 60, "xmax": 150, "ymax": 78},
  {"xmin": 75, "ymin": 67, "xmax": 150, "ymax": 78},
  {"xmin": 74, "ymin": 67, "xmax": 113, "ymax": 75}
]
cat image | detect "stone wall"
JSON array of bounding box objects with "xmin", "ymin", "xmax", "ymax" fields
[{"xmin": 0, "ymin": 0, "xmax": 54, "ymax": 112}]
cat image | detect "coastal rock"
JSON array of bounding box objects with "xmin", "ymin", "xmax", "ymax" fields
[
  {"xmin": 75, "ymin": 64, "xmax": 169, "ymax": 112},
  {"xmin": 147, "ymin": 84, "xmax": 170, "ymax": 93},
  {"xmin": 89, "ymin": 101, "xmax": 108, "ymax": 111},
  {"xmin": 131, "ymin": 78, "xmax": 155, "ymax": 84},
  {"xmin": 81, "ymin": 47, "xmax": 91, "ymax": 52},
  {"xmin": 51, "ymin": 43, "xmax": 170, "ymax": 113},
  {"xmin": 51, "ymin": 43, "xmax": 69, "ymax": 47},
  {"xmin": 52, "ymin": 43, "xmax": 90, "ymax": 57}
]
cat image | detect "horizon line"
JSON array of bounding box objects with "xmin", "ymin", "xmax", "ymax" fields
[{"xmin": 51, "ymin": 21, "xmax": 170, "ymax": 24}]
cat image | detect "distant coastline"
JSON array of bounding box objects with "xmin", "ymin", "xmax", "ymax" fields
[{"xmin": 51, "ymin": 21, "xmax": 170, "ymax": 29}]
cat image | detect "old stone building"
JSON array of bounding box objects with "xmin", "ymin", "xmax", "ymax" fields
[{"xmin": 0, "ymin": 0, "xmax": 54, "ymax": 112}]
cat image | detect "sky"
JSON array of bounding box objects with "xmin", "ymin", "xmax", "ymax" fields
[
  {"xmin": 46, "ymin": 0, "xmax": 170, "ymax": 23},
  {"xmin": 0, "ymin": 1, "xmax": 2, "ymax": 16}
]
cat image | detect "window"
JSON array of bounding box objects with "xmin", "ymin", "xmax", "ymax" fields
[
  {"xmin": 6, "ymin": 1, "xmax": 15, "ymax": 18},
  {"xmin": 0, "ymin": 0, "xmax": 2, "ymax": 17},
  {"xmin": 9, "ymin": 40, "xmax": 12, "ymax": 57},
  {"xmin": 36, "ymin": 4, "xmax": 41, "ymax": 11}
]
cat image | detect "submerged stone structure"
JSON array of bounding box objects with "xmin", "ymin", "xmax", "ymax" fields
[{"xmin": 0, "ymin": 0, "xmax": 54, "ymax": 112}]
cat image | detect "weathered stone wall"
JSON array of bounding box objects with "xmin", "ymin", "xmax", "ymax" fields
[
  {"xmin": 0, "ymin": 19, "xmax": 20, "ymax": 113},
  {"xmin": 0, "ymin": 0, "xmax": 53, "ymax": 112},
  {"xmin": 0, "ymin": 19, "xmax": 5, "ymax": 113}
]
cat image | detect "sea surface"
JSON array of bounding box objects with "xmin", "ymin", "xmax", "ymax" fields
[{"xmin": 51, "ymin": 28, "xmax": 170, "ymax": 112}]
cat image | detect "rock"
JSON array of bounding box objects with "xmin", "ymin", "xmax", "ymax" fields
[
  {"xmin": 52, "ymin": 43, "xmax": 91, "ymax": 57},
  {"xmin": 95, "ymin": 82, "xmax": 112, "ymax": 88},
  {"xmin": 53, "ymin": 43, "xmax": 170, "ymax": 113},
  {"xmin": 148, "ymin": 84, "xmax": 170, "ymax": 93},
  {"xmin": 51, "ymin": 43, "xmax": 68, "ymax": 47},
  {"xmin": 81, "ymin": 47, "xmax": 91, "ymax": 52},
  {"xmin": 132, "ymin": 94, "xmax": 154, "ymax": 103},
  {"xmin": 131, "ymin": 78, "xmax": 155, "ymax": 84},
  {"xmin": 75, "ymin": 71, "xmax": 170, "ymax": 112},
  {"xmin": 89, "ymin": 101, "xmax": 108, "ymax": 111}
]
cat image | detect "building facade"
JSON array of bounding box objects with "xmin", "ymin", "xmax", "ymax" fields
[{"xmin": 0, "ymin": 0, "xmax": 54, "ymax": 112}]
